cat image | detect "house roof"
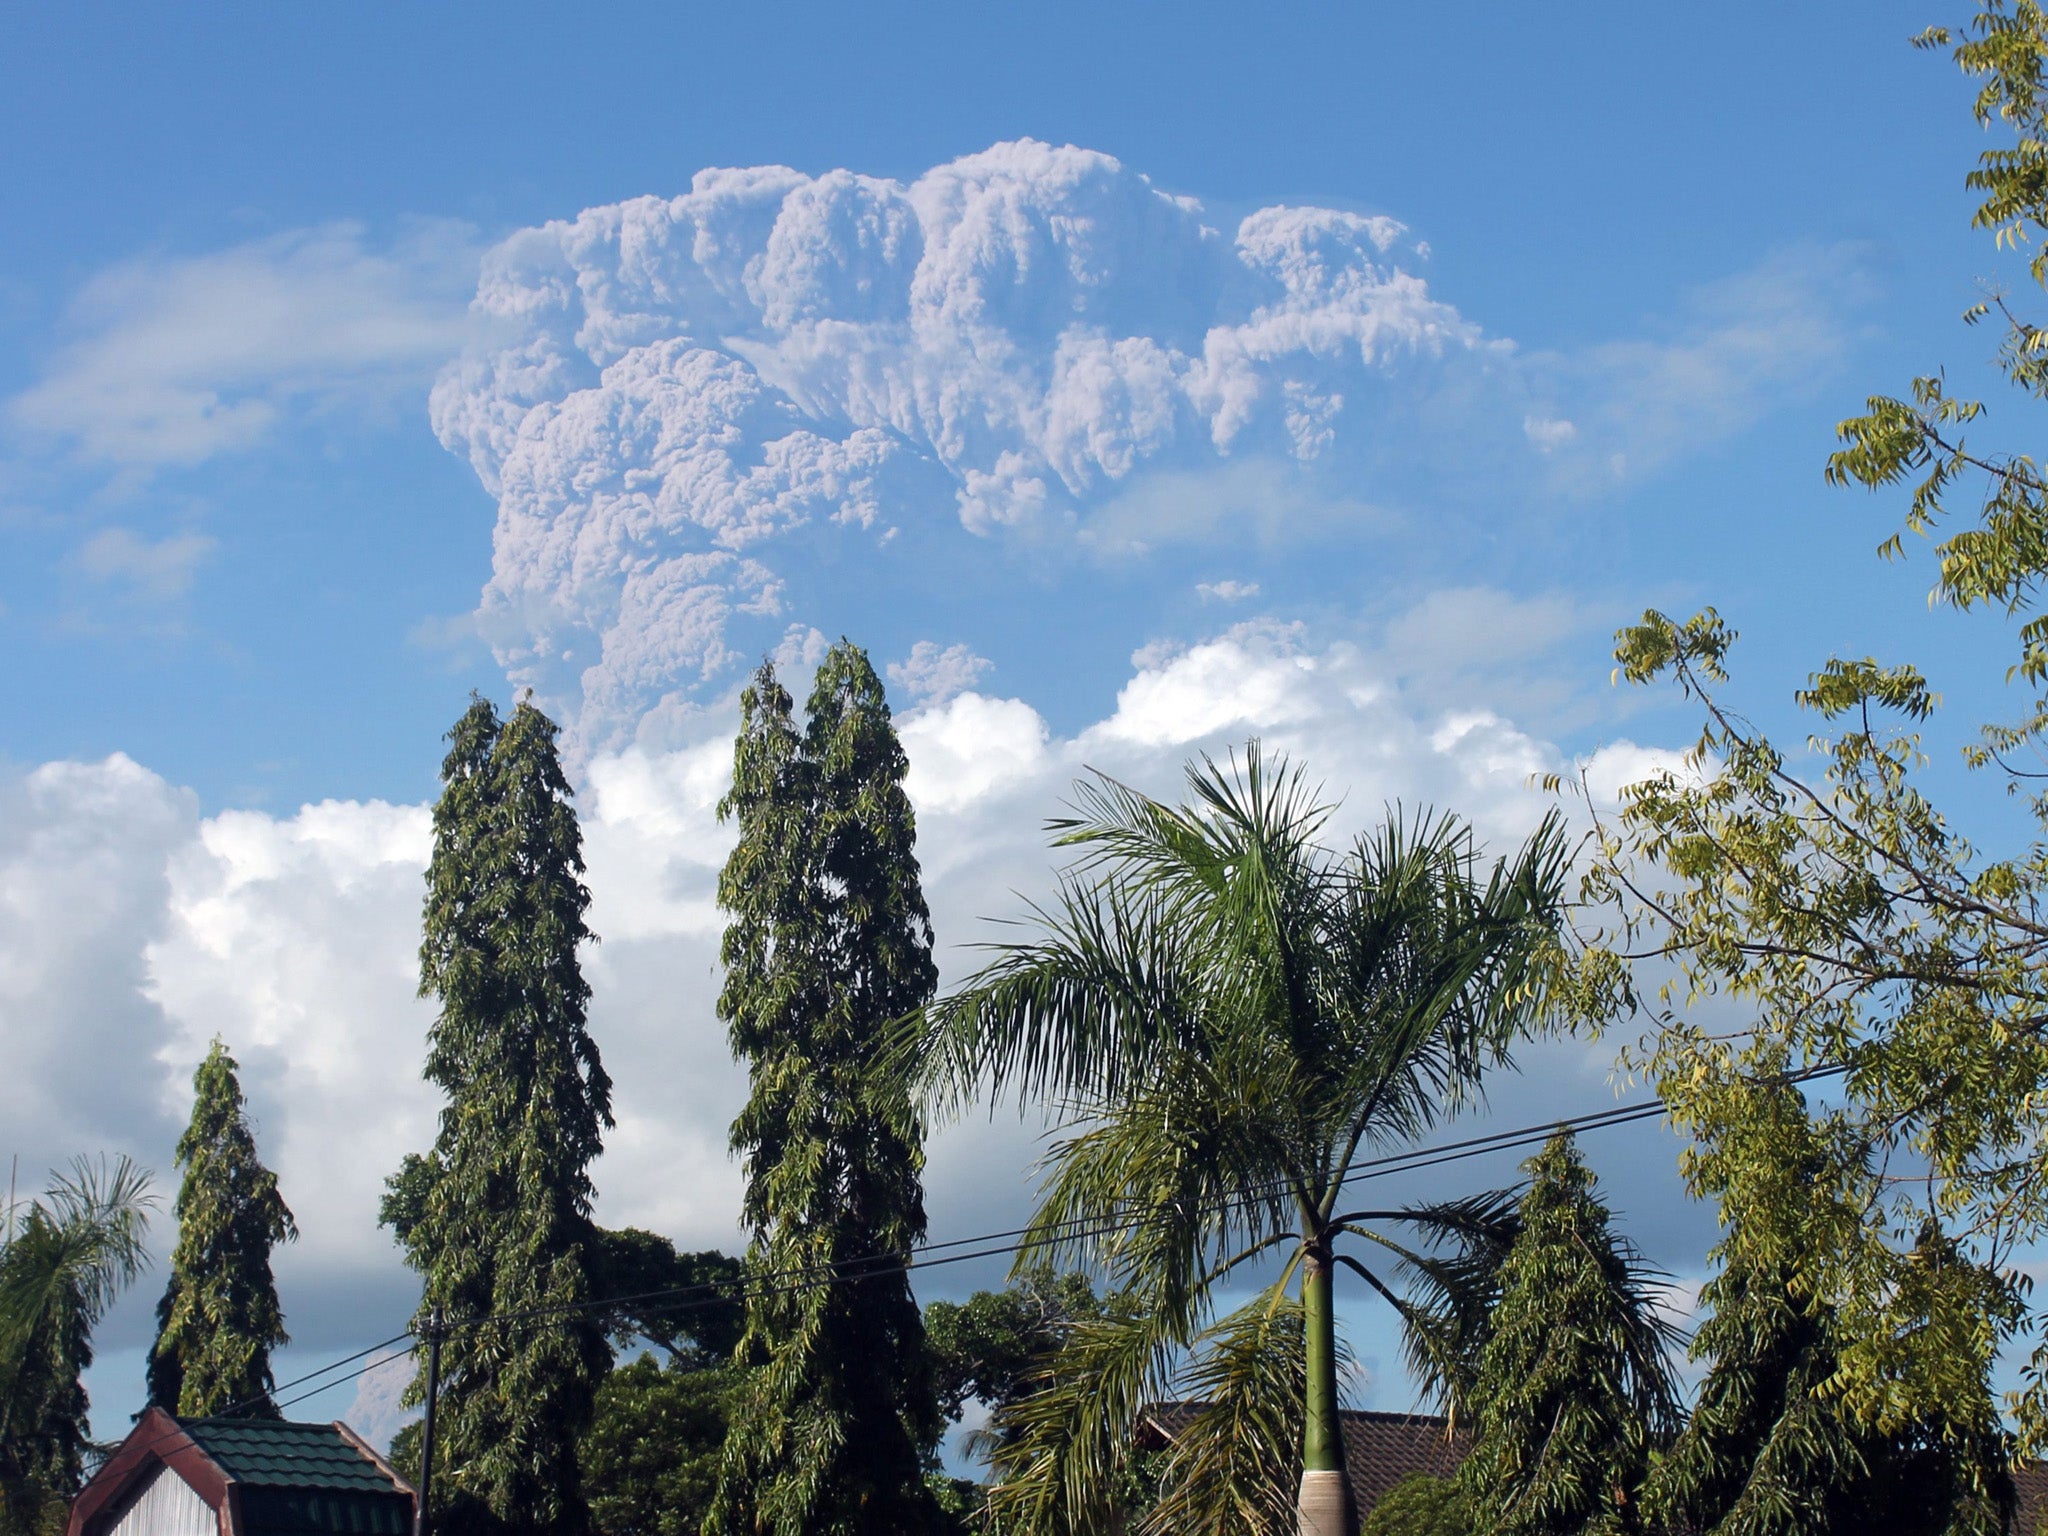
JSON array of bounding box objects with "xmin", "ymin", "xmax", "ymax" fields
[
  {"xmin": 1144, "ymin": 1401, "xmax": 2048, "ymax": 1529},
  {"xmin": 1331, "ymin": 1409, "xmax": 1469, "ymax": 1511},
  {"xmin": 180, "ymin": 1419, "xmax": 404, "ymax": 1495},
  {"xmin": 2015, "ymin": 1459, "xmax": 2048, "ymax": 1535},
  {"xmin": 67, "ymin": 1409, "xmax": 415, "ymax": 1536},
  {"xmin": 1138, "ymin": 1402, "xmax": 1469, "ymax": 1516}
]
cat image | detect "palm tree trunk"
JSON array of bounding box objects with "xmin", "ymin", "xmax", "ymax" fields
[{"xmin": 1299, "ymin": 1247, "xmax": 1356, "ymax": 1536}]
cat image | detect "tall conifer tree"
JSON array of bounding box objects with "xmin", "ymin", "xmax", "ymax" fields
[
  {"xmin": 1455, "ymin": 1132, "xmax": 1679, "ymax": 1536},
  {"xmin": 1639, "ymin": 1083, "xmax": 2014, "ymax": 1536},
  {"xmin": 709, "ymin": 644, "xmax": 942, "ymax": 1536},
  {"xmin": 384, "ymin": 696, "xmax": 614, "ymax": 1536},
  {"xmin": 146, "ymin": 1039, "xmax": 296, "ymax": 1418},
  {"xmin": 1648, "ymin": 1091, "xmax": 2014, "ymax": 1536},
  {"xmin": 1650, "ymin": 1237, "xmax": 2013, "ymax": 1536}
]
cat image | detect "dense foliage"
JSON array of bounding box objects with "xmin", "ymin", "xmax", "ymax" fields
[
  {"xmin": 0, "ymin": 1158, "xmax": 152, "ymax": 1536},
  {"xmin": 925, "ymin": 1268, "xmax": 1115, "ymax": 1434},
  {"xmin": 1454, "ymin": 1133, "xmax": 1679, "ymax": 1536},
  {"xmin": 911, "ymin": 748, "xmax": 1570, "ymax": 1536},
  {"xmin": 921, "ymin": 1270, "xmax": 1130, "ymax": 1528},
  {"xmin": 1356, "ymin": 1475, "xmax": 1462, "ymax": 1536},
  {"xmin": 1647, "ymin": 1088, "xmax": 2013, "ymax": 1536},
  {"xmin": 584, "ymin": 1355, "xmax": 744, "ymax": 1536},
  {"xmin": 709, "ymin": 645, "xmax": 944, "ymax": 1536},
  {"xmin": 383, "ymin": 696, "xmax": 614, "ymax": 1536},
  {"xmin": 146, "ymin": 1038, "xmax": 296, "ymax": 1418},
  {"xmin": 593, "ymin": 1230, "xmax": 745, "ymax": 1365},
  {"xmin": 1557, "ymin": 0, "xmax": 2048, "ymax": 1452}
]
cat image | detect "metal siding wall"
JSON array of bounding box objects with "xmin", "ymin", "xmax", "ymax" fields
[{"xmin": 103, "ymin": 1463, "xmax": 217, "ymax": 1536}]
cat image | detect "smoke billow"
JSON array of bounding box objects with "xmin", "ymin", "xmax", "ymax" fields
[{"xmin": 431, "ymin": 140, "xmax": 1505, "ymax": 750}]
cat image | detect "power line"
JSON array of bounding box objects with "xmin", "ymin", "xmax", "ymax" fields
[
  {"xmin": 272, "ymin": 1345, "xmax": 415, "ymax": 1417},
  {"xmin": 264, "ymin": 1330, "xmax": 417, "ymax": 1403},
  {"xmin": 445, "ymin": 1070, "xmax": 1813, "ymax": 1337},
  {"xmin": 111, "ymin": 1062, "xmax": 1857, "ymax": 1468}
]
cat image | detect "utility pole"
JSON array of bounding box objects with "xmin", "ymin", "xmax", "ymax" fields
[{"xmin": 415, "ymin": 1306, "xmax": 444, "ymax": 1536}]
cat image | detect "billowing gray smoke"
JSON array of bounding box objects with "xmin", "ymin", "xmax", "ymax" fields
[{"xmin": 431, "ymin": 140, "xmax": 1497, "ymax": 749}]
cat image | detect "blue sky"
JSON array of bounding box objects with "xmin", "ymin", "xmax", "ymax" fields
[
  {"xmin": 0, "ymin": 0, "xmax": 2008, "ymax": 803},
  {"xmin": 1, "ymin": 0, "xmax": 2037, "ymax": 1443}
]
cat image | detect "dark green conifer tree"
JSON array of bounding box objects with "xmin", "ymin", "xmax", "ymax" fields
[
  {"xmin": 1454, "ymin": 1132, "xmax": 1679, "ymax": 1536},
  {"xmin": 708, "ymin": 644, "xmax": 943, "ymax": 1536},
  {"xmin": 146, "ymin": 1038, "xmax": 296, "ymax": 1417},
  {"xmin": 1651, "ymin": 1241, "xmax": 2013, "ymax": 1536},
  {"xmin": 383, "ymin": 696, "xmax": 614, "ymax": 1536},
  {"xmin": 1645, "ymin": 1083, "xmax": 2014, "ymax": 1536},
  {"xmin": 1650, "ymin": 1252, "xmax": 1875, "ymax": 1536}
]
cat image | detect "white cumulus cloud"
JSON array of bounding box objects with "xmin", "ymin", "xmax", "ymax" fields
[
  {"xmin": 0, "ymin": 755, "xmax": 196, "ymax": 1166},
  {"xmin": 22, "ymin": 622, "xmax": 1716, "ymax": 1436}
]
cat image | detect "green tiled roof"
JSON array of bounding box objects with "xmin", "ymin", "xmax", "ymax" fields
[
  {"xmin": 183, "ymin": 1420, "xmax": 394, "ymax": 1492},
  {"xmin": 179, "ymin": 1420, "xmax": 411, "ymax": 1536}
]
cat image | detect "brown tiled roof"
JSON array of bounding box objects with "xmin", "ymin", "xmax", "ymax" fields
[
  {"xmin": 1138, "ymin": 1403, "xmax": 1469, "ymax": 1517},
  {"xmin": 1141, "ymin": 1405, "xmax": 2048, "ymax": 1531},
  {"xmin": 2015, "ymin": 1459, "xmax": 2048, "ymax": 1536},
  {"xmin": 1335, "ymin": 1410, "xmax": 1470, "ymax": 1511}
]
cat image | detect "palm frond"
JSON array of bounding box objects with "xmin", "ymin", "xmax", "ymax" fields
[
  {"xmin": 0, "ymin": 1157, "xmax": 154, "ymax": 1358},
  {"xmin": 1142, "ymin": 1285, "xmax": 1330, "ymax": 1536},
  {"xmin": 0, "ymin": 1156, "xmax": 155, "ymax": 1437},
  {"xmin": 1360, "ymin": 1189, "xmax": 1524, "ymax": 1418},
  {"xmin": 983, "ymin": 1301, "xmax": 1181, "ymax": 1536},
  {"xmin": 1019, "ymin": 1062, "xmax": 1302, "ymax": 1318},
  {"xmin": 914, "ymin": 880, "xmax": 1218, "ymax": 1117}
]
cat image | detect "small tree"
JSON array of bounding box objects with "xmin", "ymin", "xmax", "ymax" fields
[
  {"xmin": 1454, "ymin": 1132, "xmax": 1678, "ymax": 1536},
  {"xmin": 709, "ymin": 644, "xmax": 944, "ymax": 1536},
  {"xmin": 147, "ymin": 1038, "xmax": 297, "ymax": 1418},
  {"xmin": 1649, "ymin": 1090, "xmax": 2013, "ymax": 1536},
  {"xmin": 1358, "ymin": 1476, "xmax": 1462, "ymax": 1536},
  {"xmin": 584, "ymin": 1356, "xmax": 744, "ymax": 1536},
  {"xmin": 0, "ymin": 1157, "xmax": 153, "ymax": 1536},
  {"xmin": 383, "ymin": 696, "xmax": 614, "ymax": 1536}
]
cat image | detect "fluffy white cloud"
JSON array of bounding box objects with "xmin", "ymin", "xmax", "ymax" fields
[
  {"xmin": 10, "ymin": 221, "xmax": 478, "ymax": 471},
  {"xmin": 888, "ymin": 641, "xmax": 993, "ymax": 706},
  {"xmin": 16, "ymin": 622, "xmax": 1710, "ymax": 1433},
  {"xmin": 430, "ymin": 142, "xmax": 1505, "ymax": 750},
  {"xmin": 0, "ymin": 756, "xmax": 195, "ymax": 1167},
  {"xmin": 1578, "ymin": 738, "xmax": 1708, "ymax": 804},
  {"xmin": 145, "ymin": 798, "xmax": 439, "ymax": 1294},
  {"xmin": 427, "ymin": 147, "xmax": 1874, "ymax": 757}
]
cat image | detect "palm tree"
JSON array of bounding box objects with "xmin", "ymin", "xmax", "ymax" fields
[
  {"xmin": 907, "ymin": 747, "xmax": 1571, "ymax": 1536},
  {"xmin": 0, "ymin": 1157, "xmax": 155, "ymax": 1536}
]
